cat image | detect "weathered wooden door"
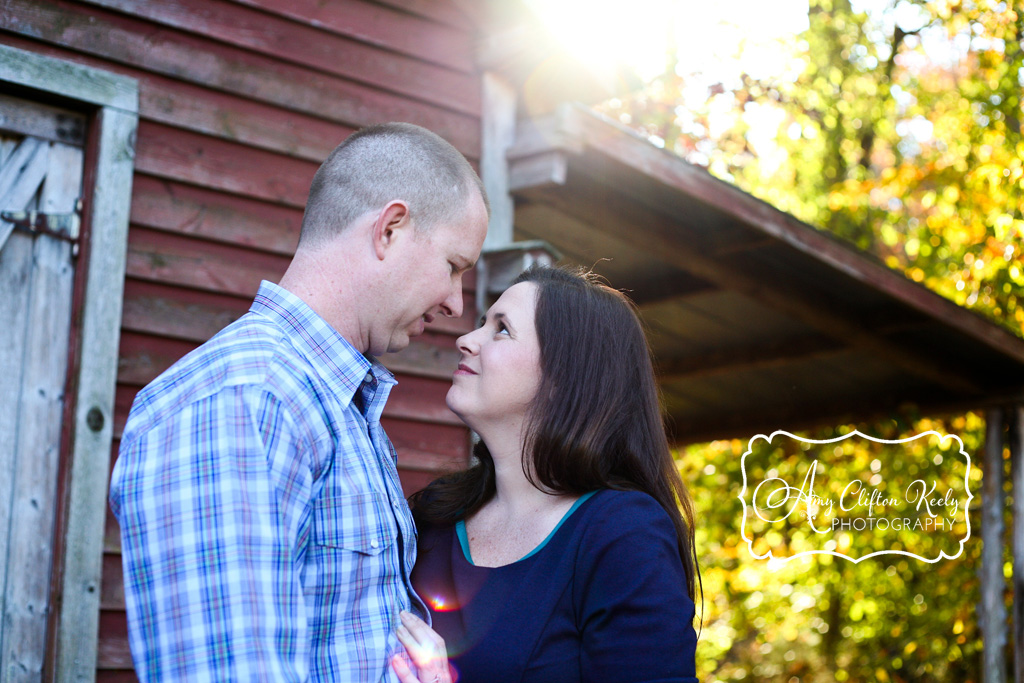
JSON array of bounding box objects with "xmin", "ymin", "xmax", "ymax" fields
[{"xmin": 0, "ymin": 94, "xmax": 85, "ymax": 681}]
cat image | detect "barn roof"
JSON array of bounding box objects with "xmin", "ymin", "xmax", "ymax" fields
[{"xmin": 508, "ymin": 104, "xmax": 1024, "ymax": 442}]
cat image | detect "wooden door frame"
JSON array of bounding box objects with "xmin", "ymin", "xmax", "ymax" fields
[{"xmin": 0, "ymin": 45, "xmax": 137, "ymax": 682}]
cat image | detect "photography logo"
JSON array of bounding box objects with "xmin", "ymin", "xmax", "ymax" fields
[{"xmin": 738, "ymin": 430, "xmax": 973, "ymax": 564}]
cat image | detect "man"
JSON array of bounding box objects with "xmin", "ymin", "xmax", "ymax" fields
[{"xmin": 110, "ymin": 123, "xmax": 489, "ymax": 681}]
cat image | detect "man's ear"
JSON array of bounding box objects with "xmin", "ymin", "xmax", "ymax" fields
[{"xmin": 372, "ymin": 200, "xmax": 412, "ymax": 261}]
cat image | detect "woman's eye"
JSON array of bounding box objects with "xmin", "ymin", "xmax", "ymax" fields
[{"xmin": 496, "ymin": 323, "xmax": 510, "ymax": 336}]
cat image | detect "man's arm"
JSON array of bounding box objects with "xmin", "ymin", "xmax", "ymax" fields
[{"xmin": 111, "ymin": 386, "xmax": 313, "ymax": 681}]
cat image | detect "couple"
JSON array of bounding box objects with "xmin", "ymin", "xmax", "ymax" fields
[{"xmin": 110, "ymin": 123, "xmax": 699, "ymax": 682}]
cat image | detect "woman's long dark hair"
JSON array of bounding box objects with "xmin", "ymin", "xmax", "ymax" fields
[{"xmin": 409, "ymin": 264, "xmax": 701, "ymax": 602}]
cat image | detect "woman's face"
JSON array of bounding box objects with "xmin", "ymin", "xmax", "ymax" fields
[{"xmin": 446, "ymin": 282, "xmax": 542, "ymax": 430}]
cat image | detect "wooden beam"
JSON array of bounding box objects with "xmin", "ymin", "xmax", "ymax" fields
[
  {"xmin": 0, "ymin": 42, "xmax": 137, "ymax": 112},
  {"xmin": 0, "ymin": 93, "xmax": 86, "ymax": 146},
  {"xmin": 515, "ymin": 202, "xmax": 718, "ymax": 306},
  {"xmin": 558, "ymin": 104, "xmax": 1024, "ymax": 367},
  {"xmin": 658, "ymin": 336, "xmax": 848, "ymax": 382},
  {"xmin": 1012, "ymin": 406, "xmax": 1024, "ymax": 683},
  {"xmin": 53, "ymin": 67, "xmax": 138, "ymax": 682},
  {"xmin": 668, "ymin": 388, "xmax": 1024, "ymax": 445},
  {"xmin": 626, "ymin": 275, "xmax": 718, "ymax": 307},
  {"xmin": 508, "ymin": 151, "xmax": 568, "ymax": 193},
  {"xmin": 517, "ymin": 178, "xmax": 982, "ymax": 396},
  {"xmin": 712, "ymin": 235, "xmax": 776, "ymax": 257},
  {"xmin": 481, "ymin": 71, "xmax": 516, "ymax": 250},
  {"xmin": 981, "ymin": 408, "xmax": 1008, "ymax": 683}
]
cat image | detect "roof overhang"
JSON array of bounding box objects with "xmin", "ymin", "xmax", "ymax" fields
[{"xmin": 509, "ymin": 104, "xmax": 1024, "ymax": 443}]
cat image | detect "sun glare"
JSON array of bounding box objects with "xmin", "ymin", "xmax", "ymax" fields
[
  {"xmin": 526, "ymin": 0, "xmax": 810, "ymax": 84},
  {"xmin": 525, "ymin": 0, "xmax": 676, "ymax": 82}
]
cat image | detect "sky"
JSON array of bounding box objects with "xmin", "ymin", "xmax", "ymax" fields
[
  {"xmin": 523, "ymin": 0, "xmax": 813, "ymax": 171},
  {"xmin": 523, "ymin": 0, "xmax": 957, "ymax": 175},
  {"xmin": 524, "ymin": 0, "xmax": 812, "ymax": 84}
]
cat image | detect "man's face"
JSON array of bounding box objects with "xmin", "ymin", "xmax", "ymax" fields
[{"xmin": 373, "ymin": 192, "xmax": 488, "ymax": 355}]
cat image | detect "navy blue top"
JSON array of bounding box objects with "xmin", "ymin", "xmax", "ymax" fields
[{"xmin": 411, "ymin": 489, "xmax": 699, "ymax": 683}]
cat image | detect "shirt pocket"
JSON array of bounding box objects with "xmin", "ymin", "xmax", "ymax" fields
[{"xmin": 311, "ymin": 491, "xmax": 393, "ymax": 556}]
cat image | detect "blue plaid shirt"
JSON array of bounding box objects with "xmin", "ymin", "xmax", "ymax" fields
[{"xmin": 110, "ymin": 281, "xmax": 426, "ymax": 682}]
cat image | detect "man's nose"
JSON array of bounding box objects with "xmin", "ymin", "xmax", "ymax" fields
[{"xmin": 440, "ymin": 282, "xmax": 464, "ymax": 318}]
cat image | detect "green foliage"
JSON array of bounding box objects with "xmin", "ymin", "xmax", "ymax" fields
[
  {"xmin": 679, "ymin": 414, "xmax": 1003, "ymax": 682},
  {"xmin": 605, "ymin": 0, "xmax": 1023, "ymax": 335},
  {"xmin": 605, "ymin": 0, "xmax": 1022, "ymax": 680}
]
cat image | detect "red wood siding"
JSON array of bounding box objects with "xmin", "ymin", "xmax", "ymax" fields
[{"xmin": 1, "ymin": 1, "xmax": 482, "ymax": 678}]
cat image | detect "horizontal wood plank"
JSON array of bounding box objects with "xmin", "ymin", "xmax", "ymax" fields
[
  {"xmin": 77, "ymin": 0, "xmax": 480, "ymax": 115},
  {"xmin": 0, "ymin": 34, "xmax": 355, "ymax": 163},
  {"xmin": 0, "ymin": 92, "xmax": 86, "ymax": 145},
  {"xmin": 96, "ymin": 637, "xmax": 132, "ymax": 671},
  {"xmin": 104, "ymin": 498, "xmax": 120, "ymax": 555},
  {"xmin": 121, "ymin": 278, "xmax": 250, "ymax": 342},
  {"xmin": 117, "ymin": 331, "xmax": 464, "ymax": 424},
  {"xmin": 2, "ymin": 0, "xmax": 481, "ymax": 156},
  {"xmin": 381, "ymin": 335, "xmax": 462, "ymax": 379},
  {"xmin": 383, "ymin": 418, "xmax": 468, "ymax": 462},
  {"xmin": 385, "ymin": 375, "xmax": 462, "ymax": 426},
  {"xmin": 97, "ymin": 611, "xmax": 132, "ymax": 671},
  {"xmin": 113, "ymin": 387, "xmax": 136, "ymax": 438},
  {"xmin": 397, "ymin": 448, "xmax": 468, "ymax": 475},
  {"xmin": 120, "ymin": 279, "xmax": 468, "ymax": 370},
  {"xmin": 226, "ymin": 0, "xmax": 474, "ymax": 72},
  {"xmin": 399, "ymin": 469, "xmax": 438, "ymax": 496},
  {"xmin": 126, "ymin": 225, "xmax": 291, "ymax": 297},
  {"xmin": 117, "ymin": 331, "xmax": 197, "ymax": 386},
  {"xmin": 134, "ymin": 122, "xmax": 318, "ymax": 207},
  {"xmin": 365, "ymin": 0, "xmax": 474, "ymax": 30},
  {"xmin": 100, "ymin": 554, "xmax": 124, "ymax": 610},
  {"xmin": 130, "ymin": 176, "xmax": 301, "ymax": 254}
]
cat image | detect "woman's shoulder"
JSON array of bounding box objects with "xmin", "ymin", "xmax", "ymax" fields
[
  {"xmin": 569, "ymin": 488, "xmax": 679, "ymax": 560},
  {"xmin": 583, "ymin": 488, "xmax": 673, "ymax": 529}
]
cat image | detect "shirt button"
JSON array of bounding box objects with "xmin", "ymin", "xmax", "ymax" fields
[{"xmin": 370, "ymin": 540, "xmax": 379, "ymax": 549}]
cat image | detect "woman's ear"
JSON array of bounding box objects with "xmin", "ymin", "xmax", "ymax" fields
[{"xmin": 371, "ymin": 200, "xmax": 412, "ymax": 260}]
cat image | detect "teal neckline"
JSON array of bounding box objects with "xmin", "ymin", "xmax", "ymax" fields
[{"xmin": 455, "ymin": 491, "xmax": 598, "ymax": 566}]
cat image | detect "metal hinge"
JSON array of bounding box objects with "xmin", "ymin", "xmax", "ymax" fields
[{"xmin": 0, "ymin": 198, "xmax": 83, "ymax": 255}]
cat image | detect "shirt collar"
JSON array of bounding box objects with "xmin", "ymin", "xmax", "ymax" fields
[{"xmin": 250, "ymin": 281, "xmax": 396, "ymax": 414}]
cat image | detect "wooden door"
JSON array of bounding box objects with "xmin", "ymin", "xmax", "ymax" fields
[{"xmin": 0, "ymin": 94, "xmax": 85, "ymax": 681}]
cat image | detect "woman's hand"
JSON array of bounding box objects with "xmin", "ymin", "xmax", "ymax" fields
[{"xmin": 390, "ymin": 610, "xmax": 453, "ymax": 683}]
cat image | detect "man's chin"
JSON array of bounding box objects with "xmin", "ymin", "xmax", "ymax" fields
[
  {"xmin": 383, "ymin": 338, "xmax": 410, "ymax": 354},
  {"xmin": 380, "ymin": 321, "xmax": 424, "ymax": 354},
  {"xmin": 382, "ymin": 330, "xmax": 417, "ymax": 354}
]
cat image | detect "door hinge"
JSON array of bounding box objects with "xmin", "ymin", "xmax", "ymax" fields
[{"xmin": 1, "ymin": 198, "xmax": 82, "ymax": 255}]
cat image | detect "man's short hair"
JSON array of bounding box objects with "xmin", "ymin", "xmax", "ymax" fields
[{"xmin": 298, "ymin": 122, "xmax": 487, "ymax": 247}]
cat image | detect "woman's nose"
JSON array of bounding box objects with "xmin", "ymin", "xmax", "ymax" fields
[{"xmin": 456, "ymin": 329, "xmax": 479, "ymax": 354}]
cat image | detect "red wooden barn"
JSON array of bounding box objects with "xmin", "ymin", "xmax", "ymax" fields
[
  {"xmin": 0, "ymin": 1, "xmax": 586, "ymax": 679},
  {"xmin": 3, "ymin": 1, "xmax": 1024, "ymax": 681}
]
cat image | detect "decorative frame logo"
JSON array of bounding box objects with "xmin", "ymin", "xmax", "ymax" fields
[{"xmin": 738, "ymin": 430, "xmax": 973, "ymax": 564}]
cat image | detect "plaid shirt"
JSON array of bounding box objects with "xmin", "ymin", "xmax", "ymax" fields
[{"xmin": 110, "ymin": 281, "xmax": 426, "ymax": 682}]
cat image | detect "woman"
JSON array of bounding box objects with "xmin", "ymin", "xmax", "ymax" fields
[{"xmin": 392, "ymin": 265, "xmax": 700, "ymax": 683}]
